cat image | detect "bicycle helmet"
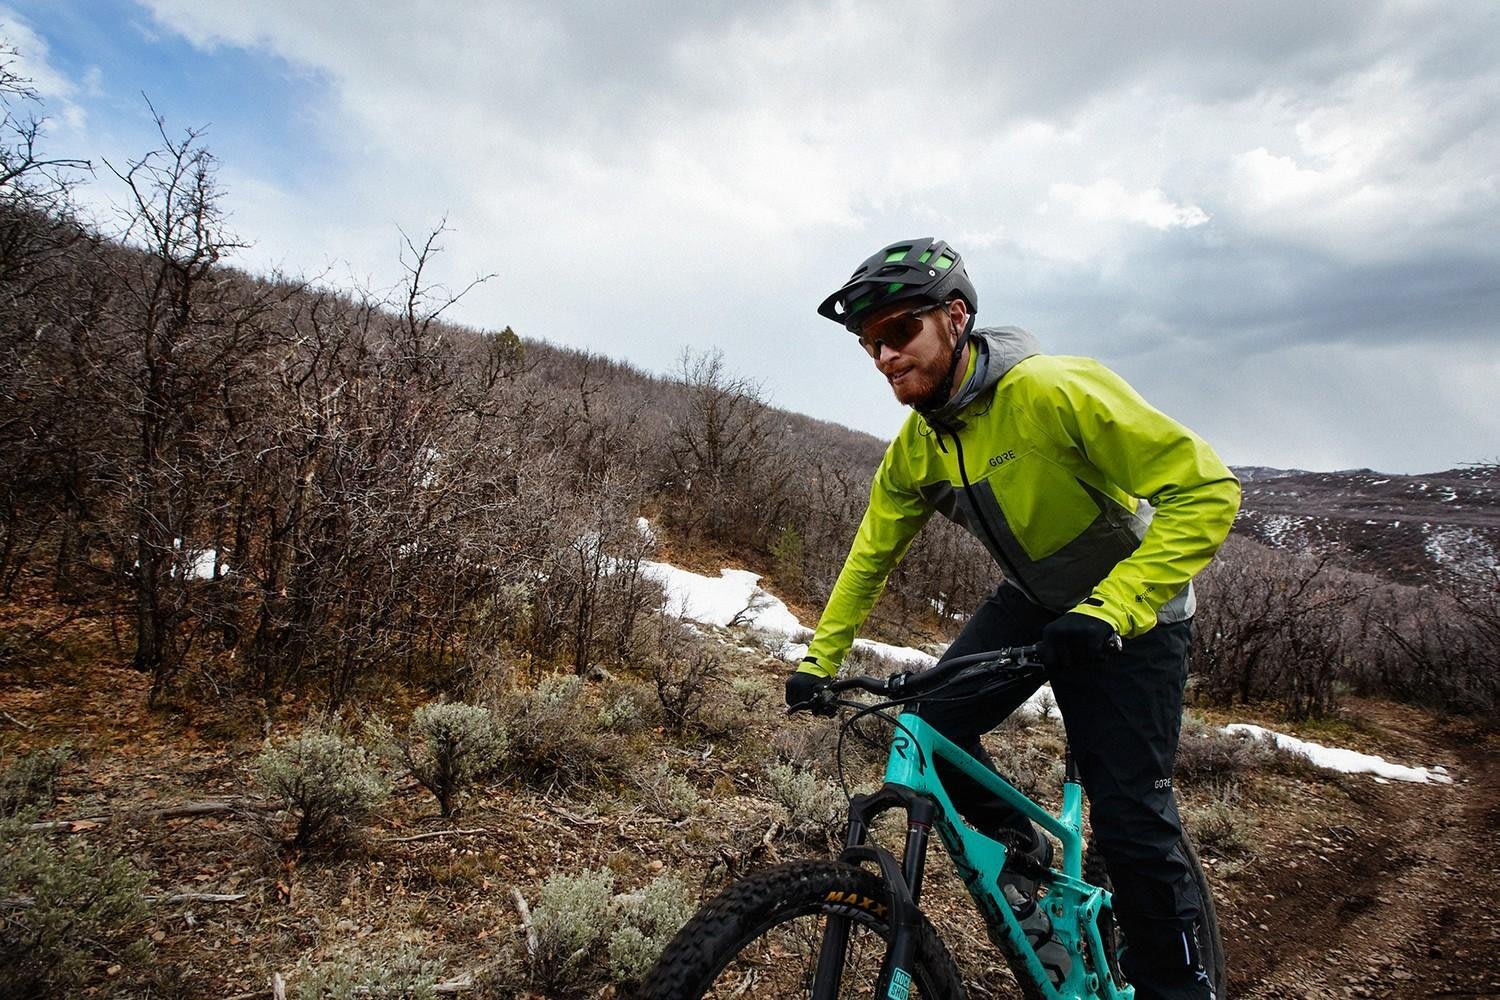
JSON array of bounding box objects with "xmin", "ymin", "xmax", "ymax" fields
[{"xmin": 817, "ymin": 237, "xmax": 978, "ymax": 333}]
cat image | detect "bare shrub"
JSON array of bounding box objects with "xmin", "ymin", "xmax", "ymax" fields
[
  {"xmin": 1191, "ymin": 536, "xmax": 1367, "ymax": 718},
  {"xmin": 596, "ymin": 681, "xmax": 654, "ymax": 734},
  {"xmin": 985, "ymin": 738, "xmax": 1065, "ymax": 805},
  {"xmin": 0, "ymin": 815, "xmax": 152, "ymax": 996},
  {"xmin": 0, "ymin": 744, "xmax": 71, "ymax": 817},
  {"xmin": 1362, "ymin": 568, "xmax": 1500, "ymax": 717},
  {"xmin": 664, "ymin": 348, "xmax": 793, "ymax": 548},
  {"xmin": 730, "ymin": 675, "xmax": 773, "ymax": 714},
  {"xmin": 650, "ymin": 638, "xmax": 720, "ymax": 738},
  {"xmin": 521, "ymin": 869, "xmax": 697, "ymax": 993},
  {"xmin": 373, "ymin": 702, "xmax": 507, "ymax": 818},
  {"xmin": 255, "ymin": 728, "xmax": 388, "ymax": 851},
  {"xmin": 1179, "ymin": 781, "xmax": 1252, "ymax": 858},
  {"xmin": 769, "ymin": 722, "xmax": 842, "ymax": 776}
]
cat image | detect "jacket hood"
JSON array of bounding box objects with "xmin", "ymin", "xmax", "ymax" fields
[{"xmin": 919, "ymin": 325, "xmax": 1042, "ymax": 427}]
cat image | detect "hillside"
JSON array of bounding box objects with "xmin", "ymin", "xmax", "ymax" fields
[{"xmin": 1231, "ymin": 464, "xmax": 1500, "ymax": 584}]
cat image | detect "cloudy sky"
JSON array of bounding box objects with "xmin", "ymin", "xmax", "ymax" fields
[{"xmin": 5, "ymin": 0, "xmax": 1497, "ymax": 474}]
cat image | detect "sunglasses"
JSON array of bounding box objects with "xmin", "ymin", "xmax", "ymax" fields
[{"xmin": 857, "ymin": 302, "xmax": 945, "ymax": 359}]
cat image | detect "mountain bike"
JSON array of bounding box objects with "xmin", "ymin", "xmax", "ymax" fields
[{"xmin": 641, "ymin": 644, "xmax": 1225, "ymax": 999}]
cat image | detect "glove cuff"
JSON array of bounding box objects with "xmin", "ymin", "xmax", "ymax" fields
[{"xmin": 796, "ymin": 656, "xmax": 834, "ymax": 679}]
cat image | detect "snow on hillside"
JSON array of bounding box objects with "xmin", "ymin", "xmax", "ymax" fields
[{"xmin": 639, "ymin": 551, "xmax": 1453, "ymax": 785}]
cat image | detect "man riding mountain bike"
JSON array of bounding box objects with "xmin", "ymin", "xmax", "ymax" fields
[{"xmin": 785, "ymin": 238, "xmax": 1240, "ymax": 1000}]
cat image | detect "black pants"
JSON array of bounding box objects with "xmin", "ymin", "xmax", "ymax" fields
[{"xmin": 914, "ymin": 584, "xmax": 1208, "ymax": 997}]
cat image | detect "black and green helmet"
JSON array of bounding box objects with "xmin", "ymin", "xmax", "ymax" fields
[{"xmin": 817, "ymin": 237, "xmax": 978, "ymax": 332}]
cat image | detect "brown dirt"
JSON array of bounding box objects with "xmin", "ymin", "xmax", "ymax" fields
[{"xmin": 1220, "ymin": 699, "xmax": 1500, "ymax": 999}]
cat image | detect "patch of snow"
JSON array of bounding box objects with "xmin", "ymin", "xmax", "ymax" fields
[
  {"xmin": 640, "ymin": 562, "xmax": 809, "ymax": 642},
  {"xmin": 185, "ymin": 548, "xmax": 221, "ymax": 580},
  {"xmin": 850, "ymin": 637, "xmax": 936, "ymax": 670},
  {"xmin": 1424, "ymin": 526, "xmax": 1499, "ymax": 571},
  {"xmin": 1257, "ymin": 513, "xmax": 1312, "ymax": 548},
  {"xmin": 1369, "ymin": 479, "xmax": 1389, "ymax": 485},
  {"xmin": 1224, "ymin": 724, "xmax": 1454, "ymax": 784},
  {"xmin": 636, "ymin": 517, "xmax": 657, "ymax": 545}
]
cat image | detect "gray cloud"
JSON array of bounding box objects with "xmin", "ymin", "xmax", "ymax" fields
[{"xmin": 28, "ymin": 0, "xmax": 1500, "ymax": 473}]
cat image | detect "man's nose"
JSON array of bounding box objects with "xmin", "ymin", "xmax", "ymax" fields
[{"xmin": 875, "ymin": 341, "xmax": 901, "ymax": 365}]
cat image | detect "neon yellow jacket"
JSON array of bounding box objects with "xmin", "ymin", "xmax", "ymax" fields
[{"xmin": 801, "ymin": 328, "xmax": 1240, "ymax": 678}]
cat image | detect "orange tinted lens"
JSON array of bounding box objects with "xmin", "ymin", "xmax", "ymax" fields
[{"xmin": 858, "ymin": 310, "xmax": 926, "ymax": 357}]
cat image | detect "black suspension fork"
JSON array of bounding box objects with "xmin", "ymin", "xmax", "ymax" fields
[{"xmin": 813, "ymin": 790, "xmax": 939, "ymax": 998}]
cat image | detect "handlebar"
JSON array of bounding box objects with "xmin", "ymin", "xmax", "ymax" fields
[{"xmin": 799, "ymin": 644, "xmax": 1044, "ymax": 714}]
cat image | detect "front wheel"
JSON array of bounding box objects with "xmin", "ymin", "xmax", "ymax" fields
[
  {"xmin": 638, "ymin": 860, "xmax": 965, "ymax": 999},
  {"xmin": 1084, "ymin": 834, "xmax": 1227, "ymax": 998}
]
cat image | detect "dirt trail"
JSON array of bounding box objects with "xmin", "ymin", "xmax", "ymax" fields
[{"xmin": 1226, "ymin": 702, "xmax": 1500, "ymax": 999}]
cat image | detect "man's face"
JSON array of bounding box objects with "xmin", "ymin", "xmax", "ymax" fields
[{"xmin": 861, "ymin": 299, "xmax": 964, "ymax": 407}]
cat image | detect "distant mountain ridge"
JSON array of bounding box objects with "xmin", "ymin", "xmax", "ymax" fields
[{"xmin": 1229, "ymin": 464, "xmax": 1499, "ymax": 584}]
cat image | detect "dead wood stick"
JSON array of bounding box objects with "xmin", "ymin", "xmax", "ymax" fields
[
  {"xmin": 26, "ymin": 817, "xmax": 109, "ymax": 832},
  {"xmin": 154, "ymin": 799, "xmax": 265, "ymax": 819},
  {"xmin": 388, "ymin": 827, "xmax": 489, "ymax": 843},
  {"xmin": 0, "ymin": 710, "xmax": 33, "ymax": 731},
  {"xmin": 150, "ymin": 892, "xmax": 247, "ymax": 904},
  {"xmin": 761, "ymin": 819, "xmax": 784, "ymax": 849},
  {"xmin": 547, "ymin": 804, "xmax": 605, "ymax": 826},
  {"xmin": 272, "ymin": 971, "xmax": 287, "ymax": 1000},
  {"xmin": 511, "ymin": 888, "xmax": 539, "ymax": 960},
  {"xmin": 434, "ymin": 974, "xmax": 474, "ymax": 994},
  {"xmin": 27, "ymin": 798, "xmax": 269, "ymax": 832}
]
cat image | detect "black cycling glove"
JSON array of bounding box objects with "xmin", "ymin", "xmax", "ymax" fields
[
  {"xmin": 1039, "ymin": 612, "xmax": 1119, "ymax": 671},
  {"xmin": 785, "ymin": 669, "xmax": 834, "ymax": 715}
]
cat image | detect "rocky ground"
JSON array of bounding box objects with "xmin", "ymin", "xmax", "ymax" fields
[{"xmin": 4, "ymin": 606, "xmax": 1498, "ymax": 999}]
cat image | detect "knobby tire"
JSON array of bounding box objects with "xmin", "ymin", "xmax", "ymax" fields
[{"xmin": 638, "ymin": 859, "xmax": 965, "ymax": 999}]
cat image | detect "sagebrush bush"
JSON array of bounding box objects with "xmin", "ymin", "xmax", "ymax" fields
[
  {"xmin": 0, "ymin": 815, "xmax": 152, "ymax": 996},
  {"xmin": 499, "ymin": 675, "xmax": 621, "ymax": 789},
  {"xmin": 523, "ymin": 869, "xmax": 695, "ymax": 991},
  {"xmin": 636, "ymin": 763, "xmax": 700, "ymax": 821},
  {"xmin": 730, "ymin": 676, "xmax": 773, "ymax": 713},
  {"xmin": 0, "ymin": 744, "xmax": 71, "ymax": 817},
  {"xmin": 293, "ymin": 943, "xmax": 446, "ymax": 1000},
  {"xmin": 765, "ymin": 763, "xmax": 845, "ymax": 839},
  {"xmin": 1180, "ymin": 781, "xmax": 1253, "ymax": 857},
  {"xmin": 608, "ymin": 875, "xmax": 695, "ymax": 985},
  {"xmin": 987, "ymin": 738, "xmax": 1065, "ymax": 806},
  {"xmin": 596, "ymin": 682, "xmax": 653, "ymax": 734},
  {"xmin": 256, "ymin": 729, "xmax": 388, "ymax": 851},
  {"xmin": 1174, "ymin": 718, "xmax": 1268, "ymax": 786},
  {"xmin": 531, "ymin": 868, "xmax": 615, "ymax": 986},
  {"xmin": 381, "ymin": 701, "xmax": 507, "ymax": 817},
  {"xmin": 769, "ymin": 723, "xmax": 842, "ymax": 775}
]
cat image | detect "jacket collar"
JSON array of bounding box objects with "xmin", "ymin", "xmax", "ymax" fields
[{"xmin": 918, "ymin": 326, "xmax": 1042, "ymax": 430}]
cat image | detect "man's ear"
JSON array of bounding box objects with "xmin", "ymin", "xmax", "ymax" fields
[
  {"xmin": 946, "ymin": 298, "xmax": 968, "ymax": 341},
  {"xmin": 947, "ymin": 298, "xmax": 968, "ymax": 327}
]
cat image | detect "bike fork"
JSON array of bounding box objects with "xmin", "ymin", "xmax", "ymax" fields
[{"xmin": 813, "ymin": 798, "xmax": 935, "ymax": 999}]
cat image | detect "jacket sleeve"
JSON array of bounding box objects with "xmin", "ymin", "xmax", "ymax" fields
[
  {"xmin": 801, "ymin": 441, "xmax": 933, "ymax": 678},
  {"xmin": 1017, "ymin": 357, "xmax": 1241, "ymax": 637}
]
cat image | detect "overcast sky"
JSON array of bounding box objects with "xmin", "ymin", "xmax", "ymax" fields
[{"xmin": 5, "ymin": 0, "xmax": 1497, "ymax": 474}]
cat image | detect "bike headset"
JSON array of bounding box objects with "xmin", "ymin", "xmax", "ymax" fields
[{"xmin": 816, "ymin": 237, "xmax": 980, "ymax": 413}]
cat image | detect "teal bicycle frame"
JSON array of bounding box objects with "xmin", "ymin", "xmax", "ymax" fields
[{"xmin": 817, "ymin": 700, "xmax": 1132, "ymax": 999}]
